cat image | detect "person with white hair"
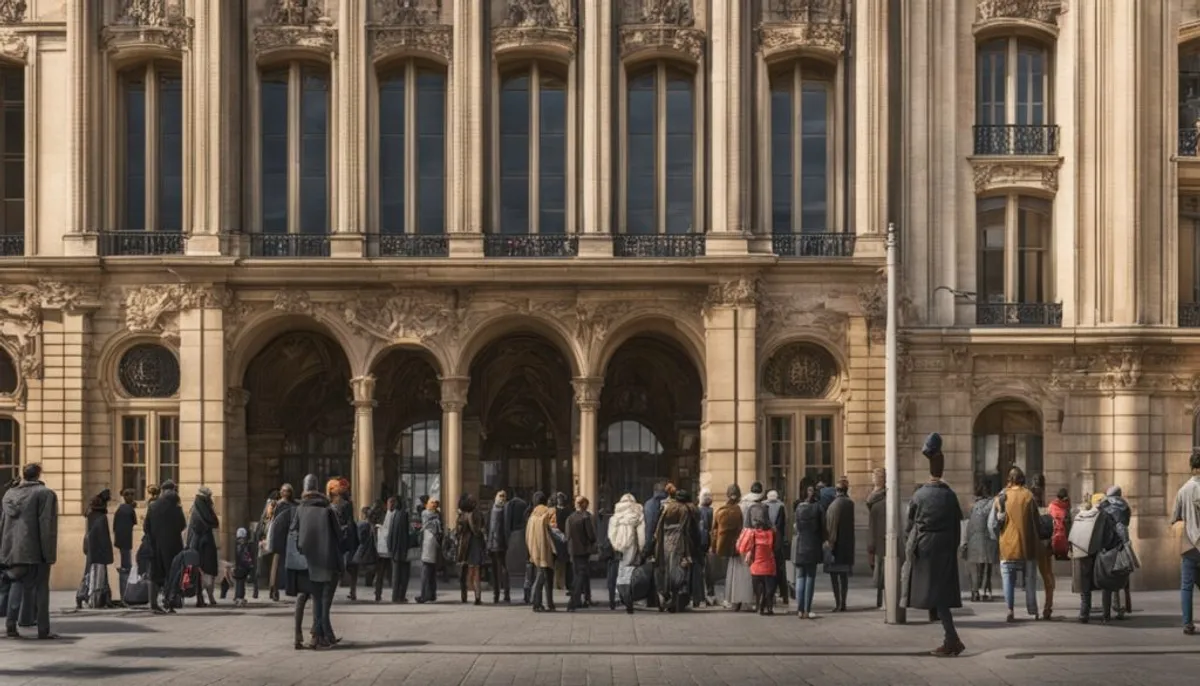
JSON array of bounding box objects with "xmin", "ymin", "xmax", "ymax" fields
[{"xmin": 606, "ymin": 493, "xmax": 644, "ymax": 613}]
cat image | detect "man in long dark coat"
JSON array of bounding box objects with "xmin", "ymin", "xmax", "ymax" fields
[
  {"xmin": 904, "ymin": 433, "xmax": 965, "ymax": 657},
  {"xmin": 0, "ymin": 464, "xmax": 59, "ymax": 639},
  {"xmin": 113, "ymin": 489, "xmax": 138, "ymax": 597},
  {"xmin": 186, "ymin": 486, "xmax": 220, "ymax": 607},
  {"xmin": 385, "ymin": 496, "xmax": 411, "ymax": 603},
  {"xmin": 266, "ymin": 485, "xmax": 296, "ymax": 601},
  {"xmin": 294, "ymin": 474, "xmax": 344, "ymax": 649},
  {"xmin": 143, "ymin": 480, "xmax": 186, "ymax": 614}
]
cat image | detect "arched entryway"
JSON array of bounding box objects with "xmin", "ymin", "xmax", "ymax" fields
[
  {"xmin": 243, "ymin": 330, "xmax": 353, "ymax": 501},
  {"xmin": 599, "ymin": 335, "xmax": 702, "ymax": 509},
  {"xmin": 973, "ymin": 400, "xmax": 1044, "ymax": 503},
  {"xmin": 372, "ymin": 348, "xmax": 442, "ymax": 514},
  {"xmin": 467, "ymin": 333, "xmax": 574, "ymax": 503}
]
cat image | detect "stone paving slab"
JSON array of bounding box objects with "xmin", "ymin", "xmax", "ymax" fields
[{"xmin": 0, "ymin": 580, "xmax": 1194, "ymax": 685}]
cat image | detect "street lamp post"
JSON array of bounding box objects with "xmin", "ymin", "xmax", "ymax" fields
[{"xmin": 884, "ymin": 222, "xmax": 906, "ymax": 625}]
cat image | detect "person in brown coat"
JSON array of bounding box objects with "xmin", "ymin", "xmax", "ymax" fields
[
  {"xmin": 994, "ymin": 466, "xmax": 1041, "ymax": 622},
  {"xmin": 711, "ymin": 484, "xmax": 747, "ymax": 609},
  {"xmin": 524, "ymin": 491, "xmax": 558, "ymax": 612}
]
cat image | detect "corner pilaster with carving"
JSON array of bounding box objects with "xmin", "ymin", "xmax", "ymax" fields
[{"xmin": 0, "ymin": 1, "xmax": 28, "ymax": 63}]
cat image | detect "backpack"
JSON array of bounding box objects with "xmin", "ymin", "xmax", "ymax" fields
[
  {"xmin": 1037, "ymin": 513, "xmax": 1054, "ymax": 541},
  {"xmin": 1050, "ymin": 509, "xmax": 1070, "ymax": 560},
  {"xmin": 180, "ymin": 564, "xmax": 200, "ymax": 598}
]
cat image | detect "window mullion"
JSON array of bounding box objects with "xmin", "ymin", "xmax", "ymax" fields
[
  {"xmin": 1006, "ymin": 39, "xmax": 1017, "ymax": 127},
  {"xmin": 656, "ymin": 64, "xmax": 666, "ymax": 235},
  {"xmin": 405, "ymin": 62, "xmax": 416, "ymax": 235},
  {"xmin": 530, "ymin": 63, "xmax": 541, "ymax": 235},
  {"xmin": 288, "ymin": 64, "xmax": 300, "ymax": 235},
  {"xmin": 145, "ymin": 64, "xmax": 160, "ymax": 232},
  {"xmin": 147, "ymin": 411, "xmax": 159, "ymax": 487},
  {"xmin": 1005, "ymin": 196, "xmax": 1017, "ymax": 302}
]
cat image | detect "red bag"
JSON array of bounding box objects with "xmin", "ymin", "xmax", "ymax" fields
[{"xmin": 1049, "ymin": 501, "xmax": 1070, "ymax": 560}]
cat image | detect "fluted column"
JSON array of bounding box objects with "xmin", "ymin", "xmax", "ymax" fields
[
  {"xmin": 440, "ymin": 376, "xmax": 469, "ymax": 516},
  {"xmin": 853, "ymin": 0, "xmax": 888, "ymax": 241},
  {"xmin": 331, "ymin": 0, "xmax": 365, "ymax": 257},
  {"xmin": 579, "ymin": 0, "xmax": 614, "ymax": 257},
  {"xmin": 188, "ymin": 0, "xmax": 239, "ymax": 254},
  {"xmin": 448, "ymin": 0, "xmax": 484, "ymax": 256},
  {"xmin": 707, "ymin": 0, "xmax": 747, "ymax": 255},
  {"xmin": 64, "ymin": 0, "xmax": 97, "ymax": 255},
  {"xmin": 573, "ymin": 377, "xmax": 602, "ymax": 513},
  {"xmin": 351, "ymin": 375, "xmax": 377, "ymax": 510}
]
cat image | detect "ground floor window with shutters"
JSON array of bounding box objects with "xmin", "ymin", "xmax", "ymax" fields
[
  {"xmin": 117, "ymin": 412, "xmax": 179, "ymax": 500},
  {"xmin": 0, "ymin": 416, "xmax": 18, "ymax": 483},
  {"xmin": 764, "ymin": 410, "xmax": 839, "ymax": 504}
]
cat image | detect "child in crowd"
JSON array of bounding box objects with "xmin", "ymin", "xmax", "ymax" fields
[
  {"xmin": 233, "ymin": 527, "xmax": 255, "ymax": 607},
  {"xmin": 737, "ymin": 512, "xmax": 778, "ymax": 616}
]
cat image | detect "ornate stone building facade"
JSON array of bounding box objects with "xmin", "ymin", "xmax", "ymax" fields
[{"xmin": 0, "ymin": 0, "xmax": 1190, "ymax": 590}]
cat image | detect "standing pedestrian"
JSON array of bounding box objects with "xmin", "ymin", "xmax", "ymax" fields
[
  {"xmin": 0, "ymin": 463, "xmax": 59, "ymax": 639},
  {"xmin": 793, "ymin": 486, "xmax": 825, "ymax": 619},
  {"xmin": 487, "ymin": 491, "xmax": 512, "ymax": 604},
  {"xmin": 992, "ymin": 467, "xmax": 1041, "ymax": 622},
  {"xmin": 765, "ymin": 490, "xmax": 789, "ymax": 607},
  {"xmin": 1069, "ymin": 491, "xmax": 1122, "ymax": 624},
  {"xmin": 905, "ymin": 433, "xmax": 965, "ymax": 657},
  {"xmin": 416, "ymin": 499, "xmax": 443, "ymax": 603},
  {"xmin": 456, "ymin": 494, "xmax": 486, "ymax": 605},
  {"xmin": 566, "ymin": 496, "xmax": 596, "ymax": 611},
  {"xmin": 186, "ymin": 486, "xmax": 220, "ymax": 608},
  {"xmin": 713, "ymin": 484, "xmax": 749, "ymax": 611},
  {"xmin": 233, "ymin": 527, "xmax": 254, "ymax": 607},
  {"xmin": 1099, "ymin": 485, "xmax": 1133, "ymax": 617},
  {"xmin": 824, "ymin": 477, "xmax": 855, "ymax": 612},
  {"xmin": 290, "ymin": 474, "xmax": 344, "ymax": 650},
  {"xmin": 350, "ymin": 506, "xmax": 378, "ymax": 602},
  {"xmin": 113, "ymin": 489, "xmax": 137, "ymax": 602},
  {"xmin": 327, "ymin": 480, "xmax": 358, "ymax": 601},
  {"xmin": 251, "ymin": 490, "xmax": 279, "ymax": 600},
  {"xmin": 383, "ymin": 496, "xmax": 411, "ymax": 602},
  {"xmin": 697, "ymin": 489, "xmax": 715, "ymax": 605},
  {"xmin": 143, "ymin": 480, "xmax": 186, "ymax": 614},
  {"xmin": 738, "ymin": 506, "xmax": 777, "ymax": 616},
  {"xmin": 963, "ymin": 482, "xmax": 999, "ymax": 602},
  {"xmin": 267, "ymin": 485, "xmax": 296, "ymax": 601},
  {"xmin": 866, "ymin": 468, "xmax": 889, "ymax": 609},
  {"xmin": 641, "ymin": 482, "xmax": 669, "ymax": 607},
  {"xmin": 525, "ymin": 491, "xmax": 557, "ymax": 612},
  {"xmin": 1172, "ymin": 449, "xmax": 1200, "ymax": 635},
  {"xmin": 606, "ymin": 494, "xmax": 644, "ymax": 613},
  {"xmin": 79, "ymin": 489, "xmax": 114, "ymax": 609}
]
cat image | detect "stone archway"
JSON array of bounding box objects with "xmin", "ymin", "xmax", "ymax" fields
[
  {"xmin": 467, "ymin": 333, "xmax": 575, "ymax": 504},
  {"xmin": 599, "ymin": 334, "xmax": 703, "ymax": 508},
  {"xmin": 973, "ymin": 399, "xmax": 1044, "ymax": 503},
  {"xmin": 372, "ymin": 348, "xmax": 442, "ymax": 514},
  {"xmin": 242, "ymin": 330, "xmax": 353, "ymax": 503}
]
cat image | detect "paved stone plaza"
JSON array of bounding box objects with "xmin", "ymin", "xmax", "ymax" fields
[{"xmin": 0, "ymin": 580, "xmax": 1194, "ymax": 686}]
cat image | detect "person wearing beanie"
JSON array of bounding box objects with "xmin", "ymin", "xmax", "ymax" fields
[
  {"xmin": 697, "ymin": 489, "xmax": 716, "ymax": 605},
  {"xmin": 233, "ymin": 527, "xmax": 254, "ymax": 607},
  {"xmin": 186, "ymin": 485, "xmax": 220, "ymax": 608},
  {"xmin": 764, "ymin": 489, "xmax": 790, "ymax": 606},
  {"xmin": 906, "ymin": 433, "xmax": 965, "ymax": 657}
]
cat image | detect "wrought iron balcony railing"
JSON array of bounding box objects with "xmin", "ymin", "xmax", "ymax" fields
[
  {"xmin": 613, "ymin": 233, "xmax": 706, "ymax": 258},
  {"xmin": 973, "ymin": 124, "xmax": 1059, "ymax": 156},
  {"xmin": 249, "ymin": 233, "xmax": 331, "ymax": 258},
  {"xmin": 374, "ymin": 234, "xmax": 449, "ymax": 258},
  {"xmin": 0, "ymin": 234, "xmax": 23, "ymax": 257},
  {"xmin": 975, "ymin": 302, "xmax": 1063, "ymax": 327},
  {"xmin": 100, "ymin": 231, "xmax": 186, "ymax": 256},
  {"xmin": 1180, "ymin": 128, "xmax": 1200, "ymax": 157},
  {"xmin": 1180, "ymin": 303, "xmax": 1200, "ymax": 327},
  {"xmin": 483, "ymin": 233, "xmax": 578, "ymax": 258},
  {"xmin": 772, "ymin": 232, "xmax": 856, "ymax": 258}
]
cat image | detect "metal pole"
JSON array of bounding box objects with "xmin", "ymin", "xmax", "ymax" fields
[{"xmin": 884, "ymin": 222, "xmax": 906, "ymax": 625}]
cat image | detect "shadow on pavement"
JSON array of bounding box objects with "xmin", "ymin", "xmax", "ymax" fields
[
  {"xmin": 51, "ymin": 619, "xmax": 158, "ymax": 634},
  {"xmin": 346, "ymin": 639, "xmax": 431, "ymax": 650},
  {"xmin": 1008, "ymin": 648, "xmax": 1199, "ymax": 660},
  {"xmin": 106, "ymin": 646, "xmax": 241, "ymax": 659},
  {"xmin": 0, "ymin": 664, "xmax": 167, "ymax": 679}
]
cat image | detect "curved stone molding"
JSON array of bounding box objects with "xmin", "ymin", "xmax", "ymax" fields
[
  {"xmin": 969, "ymin": 157, "xmax": 1062, "ymax": 194},
  {"xmin": 369, "ymin": 0, "xmax": 452, "ymax": 64},
  {"xmin": 493, "ymin": 0, "xmax": 578, "ymax": 58},
  {"xmin": 103, "ymin": 0, "xmax": 193, "ymax": 55},
  {"xmin": 0, "ymin": 0, "xmax": 25, "ymax": 25},
  {"xmin": 974, "ymin": 0, "xmax": 1065, "ymax": 38},
  {"xmin": 619, "ymin": 0, "xmax": 704, "ymax": 62},
  {"xmin": 757, "ymin": 0, "xmax": 847, "ymax": 60},
  {"xmin": 255, "ymin": 0, "xmax": 337, "ymax": 59}
]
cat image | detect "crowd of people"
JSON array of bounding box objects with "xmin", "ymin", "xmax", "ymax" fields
[{"xmin": 0, "ymin": 441, "xmax": 1197, "ymax": 655}]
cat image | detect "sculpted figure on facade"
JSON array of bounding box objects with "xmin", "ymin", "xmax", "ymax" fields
[
  {"xmin": 619, "ymin": 0, "xmax": 703, "ymax": 61},
  {"xmin": 272, "ymin": 289, "xmax": 316, "ymax": 317},
  {"xmin": 758, "ymin": 290, "xmax": 850, "ymax": 353},
  {"xmin": 0, "ymin": 0, "xmax": 25, "ymax": 24},
  {"xmin": 372, "ymin": 0, "xmax": 451, "ymax": 62},
  {"xmin": 758, "ymin": 0, "xmax": 847, "ymax": 58},
  {"xmin": 123, "ymin": 284, "xmax": 221, "ymax": 339},
  {"xmin": 118, "ymin": 0, "xmax": 169, "ymax": 26},
  {"xmin": 975, "ymin": 0, "xmax": 1065, "ymax": 25},
  {"xmin": 104, "ymin": 0, "xmax": 191, "ymax": 52},
  {"xmin": 0, "ymin": 282, "xmax": 91, "ymax": 383},
  {"xmin": 1101, "ymin": 347, "xmax": 1144, "ymax": 393},
  {"xmin": 494, "ymin": 0, "xmax": 577, "ymax": 55},
  {"xmin": 342, "ymin": 289, "xmax": 461, "ymax": 344},
  {"xmin": 256, "ymin": 0, "xmax": 335, "ymax": 56},
  {"xmin": 267, "ymin": 0, "xmax": 323, "ymax": 25}
]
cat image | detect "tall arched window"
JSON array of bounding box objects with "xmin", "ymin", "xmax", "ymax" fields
[
  {"xmin": 976, "ymin": 195, "xmax": 1056, "ymax": 325},
  {"xmin": 975, "ymin": 38, "xmax": 1054, "ymax": 154},
  {"xmin": 0, "ymin": 417, "xmax": 17, "ymax": 483},
  {"xmin": 498, "ymin": 62, "xmax": 567, "ymax": 235},
  {"xmin": 378, "ymin": 63, "xmax": 446, "ymax": 235},
  {"xmin": 396, "ymin": 420, "xmax": 441, "ymax": 519},
  {"xmin": 120, "ymin": 62, "xmax": 183, "ymax": 233},
  {"xmin": 260, "ymin": 63, "xmax": 330, "ymax": 236},
  {"xmin": 599, "ymin": 420, "xmax": 663, "ymax": 507},
  {"xmin": 0, "ymin": 65, "xmax": 24, "ymax": 256},
  {"xmin": 624, "ymin": 63, "xmax": 695, "ymax": 234},
  {"xmin": 769, "ymin": 62, "xmax": 833, "ymax": 234}
]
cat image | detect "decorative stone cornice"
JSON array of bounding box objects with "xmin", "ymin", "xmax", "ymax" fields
[
  {"xmin": 102, "ymin": 0, "xmax": 193, "ymax": 54},
  {"xmin": 493, "ymin": 0, "xmax": 578, "ymax": 57},
  {"xmin": 757, "ymin": 0, "xmax": 847, "ymax": 59},
  {"xmin": 572, "ymin": 376, "xmax": 603, "ymax": 409},
  {"xmin": 0, "ymin": 29, "xmax": 26, "ymax": 61},
  {"xmin": 369, "ymin": 0, "xmax": 451, "ymax": 62},
  {"xmin": 969, "ymin": 156, "xmax": 1062, "ymax": 195},
  {"xmin": 0, "ymin": 281, "xmax": 94, "ymax": 386},
  {"xmin": 255, "ymin": 0, "xmax": 336, "ymax": 59},
  {"xmin": 0, "ymin": 0, "xmax": 25, "ymax": 25},
  {"xmin": 974, "ymin": 0, "xmax": 1065, "ymax": 36},
  {"xmin": 619, "ymin": 0, "xmax": 703, "ymax": 62}
]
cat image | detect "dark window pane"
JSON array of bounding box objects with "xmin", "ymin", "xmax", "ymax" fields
[
  {"xmin": 4, "ymin": 160, "xmax": 21, "ymax": 198},
  {"xmin": 158, "ymin": 73, "xmax": 183, "ymax": 231},
  {"xmin": 3, "ymin": 108, "xmax": 22, "ymax": 160},
  {"xmin": 260, "ymin": 70, "xmax": 288, "ymax": 232},
  {"xmin": 379, "ymin": 75, "xmax": 405, "ymax": 234},
  {"xmin": 416, "ymin": 70, "xmax": 445, "ymax": 234},
  {"xmin": 500, "ymin": 176, "xmax": 529, "ymax": 234},
  {"xmin": 124, "ymin": 75, "xmax": 146, "ymax": 232},
  {"xmin": 539, "ymin": 174, "xmax": 565, "ymax": 231},
  {"xmin": 300, "ymin": 69, "xmax": 329, "ymax": 234},
  {"xmin": 665, "ymin": 87, "xmax": 693, "ymax": 134},
  {"xmin": 772, "ymin": 174, "xmax": 791, "ymax": 234},
  {"xmin": 665, "ymin": 176, "xmax": 693, "ymax": 234},
  {"xmin": 417, "ymin": 174, "xmax": 444, "ymax": 235}
]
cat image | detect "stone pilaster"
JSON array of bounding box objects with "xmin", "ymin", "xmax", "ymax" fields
[
  {"xmin": 573, "ymin": 377, "xmax": 602, "ymax": 514},
  {"xmin": 63, "ymin": 0, "xmax": 96, "ymax": 255},
  {"xmin": 578, "ymin": 0, "xmax": 614, "ymax": 257},
  {"xmin": 440, "ymin": 376, "xmax": 468, "ymax": 518},
  {"xmin": 701, "ymin": 280, "xmax": 758, "ymax": 491},
  {"xmin": 224, "ymin": 387, "xmax": 251, "ymax": 538},
  {"xmin": 331, "ymin": 0, "xmax": 365, "ymax": 257},
  {"xmin": 853, "ymin": 0, "xmax": 888, "ymax": 240},
  {"xmin": 707, "ymin": 0, "xmax": 747, "ymax": 255},
  {"xmin": 448, "ymin": 0, "xmax": 483, "ymax": 257},
  {"xmin": 351, "ymin": 375, "xmax": 377, "ymax": 508},
  {"xmin": 177, "ymin": 304, "xmax": 228, "ymax": 553}
]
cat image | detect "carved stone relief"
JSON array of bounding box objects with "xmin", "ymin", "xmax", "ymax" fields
[
  {"xmin": 970, "ymin": 159, "xmax": 1062, "ymax": 195},
  {"xmin": 0, "ymin": 0, "xmax": 24, "ymax": 24},
  {"xmin": 255, "ymin": 0, "xmax": 336, "ymax": 57},
  {"xmin": 0, "ymin": 282, "xmax": 93, "ymax": 399},
  {"xmin": 761, "ymin": 342, "xmax": 839, "ymax": 398},
  {"xmin": 976, "ymin": 0, "xmax": 1066, "ymax": 26},
  {"xmin": 493, "ymin": 0, "xmax": 577, "ymax": 55},
  {"xmin": 122, "ymin": 284, "xmax": 225, "ymax": 342},
  {"xmin": 704, "ymin": 279, "xmax": 759, "ymax": 312},
  {"xmin": 857, "ymin": 280, "xmax": 887, "ymax": 343},
  {"xmin": 758, "ymin": 0, "xmax": 846, "ymax": 58},
  {"xmin": 757, "ymin": 295, "xmax": 850, "ymax": 354},
  {"xmin": 342, "ymin": 289, "xmax": 464, "ymax": 344},
  {"xmin": 370, "ymin": 0, "xmax": 451, "ymax": 62},
  {"xmin": 619, "ymin": 0, "xmax": 704, "ymax": 61},
  {"xmin": 103, "ymin": 0, "xmax": 192, "ymax": 53}
]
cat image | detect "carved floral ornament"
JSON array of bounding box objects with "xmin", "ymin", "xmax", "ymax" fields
[
  {"xmin": 370, "ymin": 0, "xmax": 452, "ymax": 63},
  {"xmin": 976, "ymin": 0, "xmax": 1067, "ymax": 27},
  {"xmin": 255, "ymin": 0, "xmax": 336, "ymax": 58},
  {"xmin": 619, "ymin": 0, "xmax": 704, "ymax": 62},
  {"xmin": 103, "ymin": 0, "xmax": 193, "ymax": 54},
  {"xmin": 971, "ymin": 158, "xmax": 1062, "ymax": 195},
  {"xmin": 121, "ymin": 284, "xmax": 228, "ymax": 343},
  {"xmin": 757, "ymin": 0, "xmax": 847, "ymax": 59},
  {"xmin": 762, "ymin": 342, "xmax": 840, "ymax": 399},
  {"xmin": 493, "ymin": 0, "xmax": 578, "ymax": 56}
]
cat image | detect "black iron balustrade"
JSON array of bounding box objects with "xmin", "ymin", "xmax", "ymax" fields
[
  {"xmin": 484, "ymin": 233, "xmax": 578, "ymax": 258},
  {"xmin": 613, "ymin": 233, "xmax": 706, "ymax": 257},
  {"xmin": 1180, "ymin": 303, "xmax": 1200, "ymax": 327},
  {"xmin": 1181, "ymin": 128, "xmax": 1200, "ymax": 157},
  {"xmin": 249, "ymin": 233, "xmax": 331, "ymax": 258},
  {"xmin": 100, "ymin": 231, "xmax": 186, "ymax": 256},
  {"xmin": 0, "ymin": 234, "xmax": 22, "ymax": 257},
  {"xmin": 375, "ymin": 234, "xmax": 449, "ymax": 258},
  {"xmin": 973, "ymin": 125, "xmax": 1059, "ymax": 156},
  {"xmin": 772, "ymin": 232, "xmax": 856, "ymax": 257},
  {"xmin": 975, "ymin": 302, "xmax": 1062, "ymax": 327}
]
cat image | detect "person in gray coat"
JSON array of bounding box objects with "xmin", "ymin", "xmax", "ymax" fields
[
  {"xmin": 823, "ymin": 477, "xmax": 855, "ymax": 612},
  {"xmin": 290, "ymin": 474, "xmax": 344, "ymax": 650},
  {"xmin": 904, "ymin": 433, "xmax": 964, "ymax": 657},
  {"xmin": 962, "ymin": 481, "xmax": 1000, "ymax": 602},
  {"xmin": 0, "ymin": 463, "xmax": 59, "ymax": 639}
]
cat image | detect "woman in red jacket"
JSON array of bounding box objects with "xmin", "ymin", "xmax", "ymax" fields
[{"xmin": 737, "ymin": 514, "xmax": 777, "ymax": 616}]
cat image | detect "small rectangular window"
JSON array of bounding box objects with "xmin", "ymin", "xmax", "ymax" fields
[
  {"xmin": 158, "ymin": 415, "xmax": 179, "ymax": 486},
  {"xmin": 803, "ymin": 415, "xmax": 834, "ymax": 488},
  {"xmin": 121, "ymin": 415, "xmax": 148, "ymax": 500},
  {"xmin": 0, "ymin": 417, "xmax": 18, "ymax": 483},
  {"xmin": 0, "ymin": 66, "xmax": 24, "ymax": 240},
  {"xmin": 768, "ymin": 416, "xmax": 792, "ymax": 497}
]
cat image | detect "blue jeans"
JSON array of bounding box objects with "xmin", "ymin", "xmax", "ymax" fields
[
  {"xmin": 1001, "ymin": 560, "xmax": 1038, "ymax": 615},
  {"xmin": 1182, "ymin": 554, "xmax": 1200, "ymax": 627},
  {"xmin": 795, "ymin": 564, "xmax": 817, "ymax": 613}
]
